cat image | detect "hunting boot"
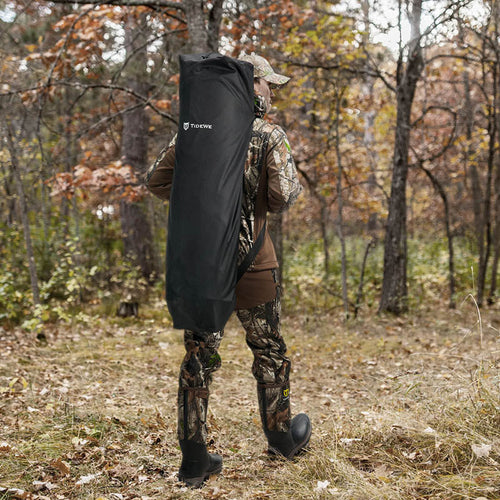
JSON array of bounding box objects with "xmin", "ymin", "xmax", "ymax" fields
[
  {"xmin": 178, "ymin": 440, "xmax": 222, "ymax": 488},
  {"xmin": 178, "ymin": 387, "xmax": 223, "ymax": 488},
  {"xmin": 258, "ymin": 382, "xmax": 312, "ymax": 459}
]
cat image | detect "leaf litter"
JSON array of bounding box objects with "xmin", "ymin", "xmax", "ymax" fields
[{"xmin": 0, "ymin": 303, "xmax": 499, "ymax": 498}]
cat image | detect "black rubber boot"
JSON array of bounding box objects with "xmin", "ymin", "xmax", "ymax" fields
[
  {"xmin": 178, "ymin": 440, "xmax": 222, "ymax": 488},
  {"xmin": 266, "ymin": 413, "xmax": 312, "ymax": 459}
]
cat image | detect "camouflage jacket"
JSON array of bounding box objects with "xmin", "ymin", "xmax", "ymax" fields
[{"xmin": 145, "ymin": 117, "xmax": 302, "ymax": 271}]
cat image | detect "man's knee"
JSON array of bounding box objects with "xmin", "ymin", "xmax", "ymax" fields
[{"xmin": 182, "ymin": 330, "xmax": 223, "ymax": 382}]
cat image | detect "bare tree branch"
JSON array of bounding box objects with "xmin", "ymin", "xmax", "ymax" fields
[
  {"xmin": 411, "ymin": 104, "xmax": 457, "ymax": 128},
  {"xmin": 1, "ymin": 81, "xmax": 178, "ymax": 123},
  {"xmin": 111, "ymin": 27, "xmax": 187, "ymax": 83},
  {"xmin": 361, "ymin": 48, "xmax": 397, "ymax": 93},
  {"xmin": 409, "ymin": 104, "xmax": 457, "ymax": 167},
  {"xmin": 46, "ymin": 0, "xmax": 186, "ymax": 11},
  {"xmin": 285, "ymin": 57, "xmax": 393, "ymax": 82}
]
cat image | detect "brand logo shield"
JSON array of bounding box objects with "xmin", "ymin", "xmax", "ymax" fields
[{"xmin": 183, "ymin": 122, "xmax": 189, "ymax": 131}]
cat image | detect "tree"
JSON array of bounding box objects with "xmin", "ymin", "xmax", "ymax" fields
[
  {"xmin": 119, "ymin": 11, "xmax": 157, "ymax": 281},
  {"xmin": 454, "ymin": 0, "xmax": 500, "ymax": 305},
  {"xmin": 379, "ymin": 0, "xmax": 424, "ymax": 314},
  {"xmin": 4, "ymin": 121, "xmax": 41, "ymax": 308},
  {"xmin": 280, "ymin": 4, "xmax": 383, "ymax": 313}
]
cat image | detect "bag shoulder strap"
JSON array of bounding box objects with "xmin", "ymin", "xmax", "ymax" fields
[
  {"xmin": 236, "ymin": 129, "xmax": 270, "ymax": 282},
  {"xmin": 237, "ymin": 219, "xmax": 267, "ymax": 282}
]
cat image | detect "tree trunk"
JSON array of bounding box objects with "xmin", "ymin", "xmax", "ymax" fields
[
  {"xmin": 420, "ymin": 164, "xmax": 456, "ymax": 308},
  {"xmin": 490, "ymin": 203, "xmax": 500, "ymax": 303},
  {"xmin": 461, "ymin": 69, "xmax": 484, "ymax": 297},
  {"xmin": 489, "ymin": 91, "xmax": 500, "ymax": 304},
  {"xmin": 319, "ymin": 197, "xmax": 330, "ymax": 276},
  {"xmin": 488, "ymin": 0, "xmax": 500, "ymax": 304},
  {"xmin": 0, "ymin": 163, "xmax": 16, "ymax": 226},
  {"xmin": 355, "ymin": 237, "xmax": 376, "ymax": 317},
  {"xmin": 120, "ymin": 13, "xmax": 157, "ymax": 281},
  {"xmin": 471, "ymin": 57, "xmax": 496, "ymax": 306},
  {"xmin": 335, "ymin": 88, "xmax": 349, "ymax": 319},
  {"xmin": 477, "ymin": 65, "xmax": 495, "ymax": 306},
  {"xmin": 207, "ymin": 0, "xmax": 223, "ymax": 52},
  {"xmin": 360, "ymin": 0, "xmax": 379, "ymax": 233},
  {"xmin": 463, "ymin": 11, "xmax": 498, "ymax": 306},
  {"xmin": 379, "ymin": 0, "xmax": 424, "ymax": 314},
  {"xmin": 185, "ymin": 0, "xmax": 209, "ymax": 52},
  {"xmin": 379, "ymin": 92, "xmax": 412, "ymax": 314},
  {"xmin": 61, "ymin": 88, "xmax": 76, "ymax": 238},
  {"xmin": 184, "ymin": 0, "xmax": 223, "ymax": 52},
  {"xmin": 6, "ymin": 126, "xmax": 41, "ymax": 307}
]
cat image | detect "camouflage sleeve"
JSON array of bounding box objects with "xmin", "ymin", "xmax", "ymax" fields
[
  {"xmin": 144, "ymin": 135, "xmax": 176, "ymax": 201},
  {"xmin": 266, "ymin": 126, "xmax": 303, "ymax": 213}
]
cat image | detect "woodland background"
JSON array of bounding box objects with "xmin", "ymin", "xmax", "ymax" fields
[
  {"xmin": 1, "ymin": 0, "xmax": 500, "ymax": 327},
  {"xmin": 1, "ymin": 2, "xmax": 500, "ymax": 499}
]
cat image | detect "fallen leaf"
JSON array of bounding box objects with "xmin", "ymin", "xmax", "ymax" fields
[
  {"xmin": 72, "ymin": 437, "xmax": 89, "ymax": 447},
  {"xmin": 0, "ymin": 488, "xmax": 34, "ymax": 499},
  {"xmin": 402, "ymin": 450, "xmax": 417, "ymax": 460},
  {"xmin": 471, "ymin": 444, "xmax": 492, "ymax": 458},
  {"xmin": 33, "ymin": 480, "xmax": 57, "ymax": 491},
  {"xmin": 51, "ymin": 457, "xmax": 71, "ymax": 475},
  {"xmin": 315, "ymin": 480, "xmax": 330, "ymax": 491},
  {"xmin": 340, "ymin": 438, "xmax": 361, "ymax": 446},
  {"xmin": 110, "ymin": 416, "xmax": 126, "ymax": 426},
  {"xmin": 374, "ymin": 463, "xmax": 391, "ymax": 479},
  {"xmin": 75, "ymin": 472, "xmax": 100, "ymax": 485},
  {"xmin": 0, "ymin": 442, "xmax": 12, "ymax": 452}
]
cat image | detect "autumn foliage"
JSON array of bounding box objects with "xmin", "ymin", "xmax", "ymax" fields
[{"xmin": 1, "ymin": 0, "xmax": 500, "ymax": 327}]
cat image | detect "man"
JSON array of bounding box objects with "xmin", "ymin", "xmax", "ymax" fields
[{"xmin": 145, "ymin": 54, "xmax": 311, "ymax": 488}]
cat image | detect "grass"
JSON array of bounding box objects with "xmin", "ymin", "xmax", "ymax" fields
[{"xmin": 1, "ymin": 300, "xmax": 499, "ymax": 499}]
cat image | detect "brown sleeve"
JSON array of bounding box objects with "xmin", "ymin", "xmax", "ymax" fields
[
  {"xmin": 144, "ymin": 143, "xmax": 176, "ymax": 201},
  {"xmin": 266, "ymin": 127, "xmax": 303, "ymax": 213}
]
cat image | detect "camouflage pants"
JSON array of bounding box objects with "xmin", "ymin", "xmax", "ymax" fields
[{"xmin": 177, "ymin": 290, "xmax": 291, "ymax": 443}]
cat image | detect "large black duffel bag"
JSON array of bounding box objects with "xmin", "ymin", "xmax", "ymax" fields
[{"xmin": 166, "ymin": 53, "xmax": 254, "ymax": 332}]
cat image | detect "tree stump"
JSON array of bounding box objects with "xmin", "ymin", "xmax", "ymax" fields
[{"xmin": 117, "ymin": 301, "xmax": 139, "ymax": 318}]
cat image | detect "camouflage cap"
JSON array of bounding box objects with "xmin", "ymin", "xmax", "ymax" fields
[{"xmin": 239, "ymin": 54, "xmax": 290, "ymax": 86}]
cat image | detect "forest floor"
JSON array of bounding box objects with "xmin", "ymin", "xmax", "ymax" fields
[{"xmin": 1, "ymin": 299, "xmax": 500, "ymax": 499}]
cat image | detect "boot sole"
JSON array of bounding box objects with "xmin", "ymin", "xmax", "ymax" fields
[{"xmin": 178, "ymin": 462, "xmax": 223, "ymax": 488}]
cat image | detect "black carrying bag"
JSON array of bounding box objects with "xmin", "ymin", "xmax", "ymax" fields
[{"xmin": 166, "ymin": 53, "xmax": 255, "ymax": 332}]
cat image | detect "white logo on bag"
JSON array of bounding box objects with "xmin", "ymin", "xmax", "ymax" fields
[{"xmin": 183, "ymin": 122, "xmax": 213, "ymax": 130}]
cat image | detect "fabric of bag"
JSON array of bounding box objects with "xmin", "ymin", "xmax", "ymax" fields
[{"xmin": 166, "ymin": 53, "xmax": 254, "ymax": 332}]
